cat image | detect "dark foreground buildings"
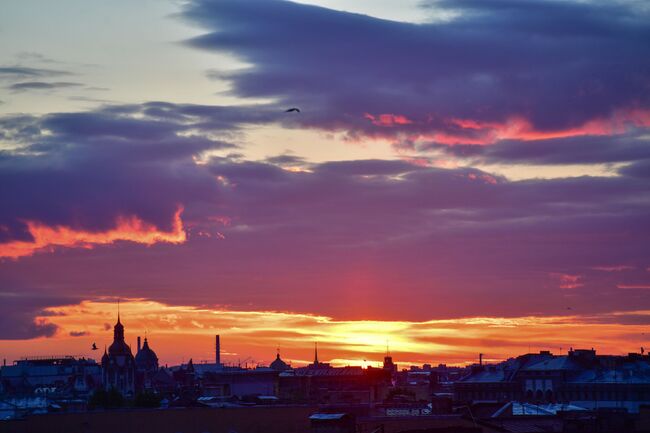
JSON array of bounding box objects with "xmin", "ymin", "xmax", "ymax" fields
[{"xmin": 455, "ymin": 348, "xmax": 650, "ymax": 413}]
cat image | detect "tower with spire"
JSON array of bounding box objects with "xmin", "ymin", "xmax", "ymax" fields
[
  {"xmin": 101, "ymin": 304, "xmax": 136, "ymax": 396},
  {"xmin": 308, "ymin": 341, "xmax": 330, "ymax": 369}
]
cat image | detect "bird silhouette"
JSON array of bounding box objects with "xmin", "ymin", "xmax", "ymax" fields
[
  {"xmin": 92, "ymin": 343, "xmax": 98, "ymax": 351},
  {"xmin": 285, "ymin": 107, "xmax": 300, "ymax": 113}
]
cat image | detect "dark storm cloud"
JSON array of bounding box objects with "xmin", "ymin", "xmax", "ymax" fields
[{"xmin": 182, "ymin": 0, "xmax": 650, "ymax": 140}]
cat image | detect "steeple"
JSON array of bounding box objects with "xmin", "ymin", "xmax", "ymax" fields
[
  {"xmin": 314, "ymin": 342, "xmax": 319, "ymax": 364},
  {"xmin": 114, "ymin": 308, "xmax": 125, "ymax": 342},
  {"xmin": 101, "ymin": 345, "xmax": 109, "ymax": 364}
]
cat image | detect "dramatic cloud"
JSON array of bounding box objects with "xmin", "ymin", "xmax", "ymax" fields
[
  {"xmin": 0, "ymin": 103, "xmax": 242, "ymax": 249},
  {"xmin": 1, "ymin": 0, "xmax": 649, "ymax": 361},
  {"xmin": 0, "ymin": 102, "xmax": 648, "ymax": 334},
  {"xmin": 0, "ymin": 207, "xmax": 186, "ymax": 259},
  {"xmin": 182, "ymin": 0, "xmax": 650, "ymax": 150}
]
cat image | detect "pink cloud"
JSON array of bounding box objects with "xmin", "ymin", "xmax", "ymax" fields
[
  {"xmin": 362, "ymin": 108, "xmax": 650, "ymax": 146},
  {"xmin": 551, "ymin": 273, "xmax": 584, "ymax": 289},
  {"xmin": 591, "ymin": 265, "xmax": 635, "ymax": 272}
]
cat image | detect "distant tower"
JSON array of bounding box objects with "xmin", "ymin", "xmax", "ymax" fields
[
  {"xmin": 383, "ymin": 343, "xmax": 396, "ymax": 373},
  {"xmin": 215, "ymin": 335, "xmax": 221, "ymax": 366},
  {"xmin": 383, "ymin": 355, "xmax": 396, "ymax": 373},
  {"xmin": 308, "ymin": 341, "xmax": 330, "ymax": 369}
]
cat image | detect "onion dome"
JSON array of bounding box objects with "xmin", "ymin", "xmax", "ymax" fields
[{"xmin": 108, "ymin": 316, "xmax": 132, "ymax": 356}]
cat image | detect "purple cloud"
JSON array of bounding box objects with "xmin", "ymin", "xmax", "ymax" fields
[
  {"xmin": 182, "ymin": 0, "xmax": 650, "ymax": 142},
  {"xmin": 0, "ymin": 101, "xmax": 648, "ymax": 333}
]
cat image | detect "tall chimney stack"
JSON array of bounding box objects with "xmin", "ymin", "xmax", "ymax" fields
[
  {"xmin": 137, "ymin": 336, "xmax": 141, "ymax": 353},
  {"xmin": 479, "ymin": 353, "xmax": 483, "ymax": 366},
  {"xmin": 216, "ymin": 334, "xmax": 221, "ymax": 366}
]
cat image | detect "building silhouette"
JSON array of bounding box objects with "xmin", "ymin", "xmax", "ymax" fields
[
  {"xmin": 135, "ymin": 336, "xmax": 159, "ymax": 390},
  {"xmin": 270, "ymin": 349, "xmax": 291, "ymax": 372},
  {"xmin": 101, "ymin": 313, "xmax": 135, "ymax": 396}
]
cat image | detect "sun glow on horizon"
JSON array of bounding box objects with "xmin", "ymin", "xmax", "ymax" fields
[{"xmin": 1, "ymin": 298, "xmax": 647, "ymax": 369}]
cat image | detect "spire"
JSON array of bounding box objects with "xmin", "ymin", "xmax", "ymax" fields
[
  {"xmin": 314, "ymin": 342, "xmax": 319, "ymax": 364},
  {"xmin": 113, "ymin": 301, "xmax": 125, "ymax": 343}
]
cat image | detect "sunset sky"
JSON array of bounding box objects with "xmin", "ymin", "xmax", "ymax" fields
[{"xmin": 1, "ymin": 0, "xmax": 649, "ymax": 368}]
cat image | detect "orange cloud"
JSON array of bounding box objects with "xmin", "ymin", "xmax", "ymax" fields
[{"xmin": 0, "ymin": 207, "xmax": 186, "ymax": 259}]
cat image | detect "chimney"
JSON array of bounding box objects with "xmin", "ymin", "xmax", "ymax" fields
[
  {"xmin": 479, "ymin": 353, "xmax": 483, "ymax": 366},
  {"xmin": 137, "ymin": 336, "xmax": 141, "ymax": 353},
  {"xmin": 215, "ymin": 335, "xmax": 221, "ymax": 366}
]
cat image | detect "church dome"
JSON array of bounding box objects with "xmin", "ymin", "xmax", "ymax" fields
[
  {"xmin": 270, "ymin": 353, "xmax": 290, "ymax": 371},
  {"xmin": 135, "ymin": 338, "xmax": 159, "ymax": 371}
]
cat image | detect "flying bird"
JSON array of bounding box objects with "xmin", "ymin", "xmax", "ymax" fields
[
  {"xmin": 92, "ymin": 343, "xmax": 98, "ymax": 351},
  {"xmin": 285, "ymin": 107, "xmax": 300, "ymax": 113}
]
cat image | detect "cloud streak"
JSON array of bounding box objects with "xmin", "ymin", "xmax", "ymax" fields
[{"xmin": 8, "ymin": 81, "xmax": 84, "ymax": 92}]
